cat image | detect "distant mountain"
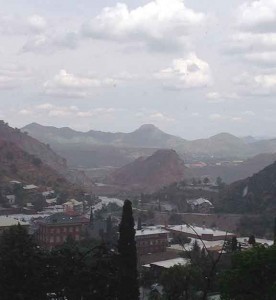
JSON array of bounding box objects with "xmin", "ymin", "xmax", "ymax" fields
[
  {"xmin": 218, "ymin": 160, "xmax": 276, "ymax": 214},
  {"xmin": 106, "ymin": 149, "xmax": 187, "ymax": 192},
  {"xmin": 22, "ymin": 123, "xmax": 185, "ymax": 149},
  {"xmin": 22, "ymin": 122, "xmax": 276, "ymax": 168},
  {"xmin": 0, "ymin": 121, "xmax": 92, "ymax": 187}
]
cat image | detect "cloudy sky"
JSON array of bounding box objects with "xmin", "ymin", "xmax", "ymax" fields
[{"xmin": 0, "ymin": 0, "xmax": 276, "ymax": 139}]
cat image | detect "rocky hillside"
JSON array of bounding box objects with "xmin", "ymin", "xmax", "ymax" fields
[
  {"xmin": 218, "ymin": 160, "xmax": 276, "ymax": 214},
  {"xmin": 0, "ymin": 121, "xmax": 92, "ymax": 188},
  {"xmin": 0, "ymin": 139, "xmax": 69, "ymax": 189},
  {"xmin": 107, "ymin": 149, "xmax": 187, "ymax": 192}
]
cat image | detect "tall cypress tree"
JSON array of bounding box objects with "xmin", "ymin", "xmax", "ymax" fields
[
  {"xmin": 274, "ymin": 217, "xmax": 276, "ymax": 245},
  {"xmin": 118, "ymin": 199, "xmax": 139, "ymax": 300}
]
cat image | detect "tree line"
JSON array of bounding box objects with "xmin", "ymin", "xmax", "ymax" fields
[{"xmin": 0, "ymin": 199, "xmax": 139, "ymax": 300}]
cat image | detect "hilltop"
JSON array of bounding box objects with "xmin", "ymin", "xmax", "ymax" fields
[{"xmin": 106, "ymin": 149, "xmax": 187, "ymax": 192}]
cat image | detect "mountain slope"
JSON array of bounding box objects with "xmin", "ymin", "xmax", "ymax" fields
[
  {"xmin": 107, "ymin": 149, "xmax": 187, "ymax": 192},
  {"xmin": 218, "ymin": 160, "xmax": 276, "ymax": 214},
  {"xmin": 0, "ymin": 139, "xmax": 69, "ymax": 189},
  {"xmin": 0, "ymin": 121, "xmax": 92, "ymax": 187}
]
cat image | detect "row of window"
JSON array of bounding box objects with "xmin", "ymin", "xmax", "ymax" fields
[
  {"xmin": 137, "ymin": 239, "xmax": 167, "ymax": 246},
  {"xmin": 44, "ymin": 234, "xmax": 80, "ymax": 244},
  {"xmin": 40, "ymin": 225, "xmax": 80, "ymax": 234}
]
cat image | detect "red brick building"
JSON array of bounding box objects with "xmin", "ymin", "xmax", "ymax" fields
[
  {"xmin": 36, "ymin": 212, "xmax": 90, "ymax": 249},
  {"xmin": 135, "ymin": 227, "xmax": 169, "ymax": 255}
]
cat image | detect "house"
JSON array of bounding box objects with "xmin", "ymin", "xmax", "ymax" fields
[
  {"xmin": 142, "ymin": 257, "xmax": 190, "ymax": 285},
  {"xmin": 136, "ymin": 226, "xmax": 169, "ymax": 255},
  {"xmin": 167, "ymin": 225, "xmax": 235, "ymax": 242},
  {"xmin": 187, "ymin": 198, "xmax": 214, "ymax": 213},
  {"xmin": 63, "ymin": 199, "xmax": 83, "ymax": 215},
  {"xmin": 143, "ymin": 257, "xmax": 189, "ymax": 271},
  {"xmin": 36, "ymin": 212, "xmax": 89, "ymax": 249},
  {"xmin": 0, "ymin": 216, "xmax": 29, "ymax": 234}
]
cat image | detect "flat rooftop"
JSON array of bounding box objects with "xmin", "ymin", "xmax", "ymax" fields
[
  {"xmin": 144, "ymin": 257, "xmax": 189, "ymax": 269},
  {"xmin": 136, "ymin": 226, "xmax": 169, "ymax": 237},
  {"xmin": 168, "ymin": 225, "xmax": 234, "ymax": 237}
]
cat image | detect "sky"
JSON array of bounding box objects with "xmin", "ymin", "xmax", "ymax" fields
[{"xmin": 0, "ymin": 0, "xmax": 276, "ymax": 139}]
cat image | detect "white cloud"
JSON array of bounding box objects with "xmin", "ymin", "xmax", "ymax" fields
[
  {"xmin": 0, "ymin": 64, "xmax": 32, "ymax": 89},
  {"xmin": 255, "ymin": 74, "xmax": 276, "ymax": 88},
  {"xmin": 27, "ymin": 15, "xmax": 47, "ymax": 33},
  {"xmin": 82, "ymin": 0, "xmax": 205, "ymax": 51},
  {"xmin": 231, "ymin": 117, "xmax": 243, "ymax": 122},
  {"xmin": 209, "ymin": 113, "xmax": 223, "ymax": 121},
  {"xmin": 36, "ymin": 103, "xmax": 54, "ymax": 110},
  {"xmin": 0, "ymin": 14, "xmax": 47, "ymax": 35},
  {"xmin": 18, "ymin": 109, "xmax": 33, "ymax": 115},
  {"xmin": 234, "ymin": 71, "xmax": 276, "ymax": 95},
  {"xmin": 238, "ymin": 0, "xmax": 276, "ymax": 32},
  {"xmin": 18, "ymin": 104, "xmax": 122, "ymax": 121},
  {"xmin": 206, "ymin": 92, "xmax": 220, "ymax": 100},
  {"xmin": 226, "ymin": 2, "xmax": 276, "ymax": 66},
  {"xmin": 43, "ymin": 70, "xmax": 117, "ymax": 98},
  {"xmin": 156, "ymin": 53, "xmax": 211, "ymax": 89},
  {"xmin": 244, "ymin": 51, "xmax": 276, "ymax": 65},
  {"xmin": 149, "ymin": 112, "xmax": 175, "ymax": 123},
  {"xmin": 22, "ymin": 32, "xmax": 79, "ymax": 53},
  {"xmin": 242, "ymin": 110, "xmax": 255, "ymax": 116}
]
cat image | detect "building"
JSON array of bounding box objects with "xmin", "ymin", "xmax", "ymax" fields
[
  {"xmin": 63, "ymin": 199, "xmax": 83, "ymax": 215},
  {"xmin": 167, "ymin": 225, "xmax": 235, "ymax": 242},
  {"xmin": 143, "ymin": 257, "xmax": 189, "ymax": 274},
  {"xmin": 36, "ymin": 212, "xmax": 89, "ymax": 249},
  {"xmin": 23, "ymin": 184, "xmax": 38, "ymax": 191},
  {"xmin": 0, "ymin": 216, "xmax": 29, "ymax": 234},
  {"xmin": 187, "ymin": 198, "xmax": 214, "ymax": 213},
  {"xmin": 136, "ymin": 226, "xmax": 169, "ymax": 255}
]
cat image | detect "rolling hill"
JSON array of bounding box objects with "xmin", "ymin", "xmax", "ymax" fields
[{"xmin": 106, "ymin": 149, "xmax": 187, "ymax": 192}]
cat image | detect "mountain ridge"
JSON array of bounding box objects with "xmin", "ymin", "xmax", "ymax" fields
[{"xmin": 22, "ymin": 122, "xmax": 276, "ymax": 168}]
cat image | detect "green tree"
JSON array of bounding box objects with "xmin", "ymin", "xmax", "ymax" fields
[
  {"xmin": 248, "ymin": 235, "xmax": 256, "ymax": 245},
  {"xmin": 0, "ymin": 225, "xmax": 46, "ymax": 300},
  {"xmin": 220, "ymin": 245, "xmax": 276, "ymax": 300},
  {"xmin": 203, "ymin": 177, "xmax": 210, "ymax": 185},
  {"xmin": 160, "ymin": 264, "xmax": 201, "ymax": 300},
  {"xmin": 118, "ymin": 199, "xmax": 139, "ymax": 300},
  {"xmin": 137, "ymin": 216, "xmax": 142, "ymax": 230}
]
